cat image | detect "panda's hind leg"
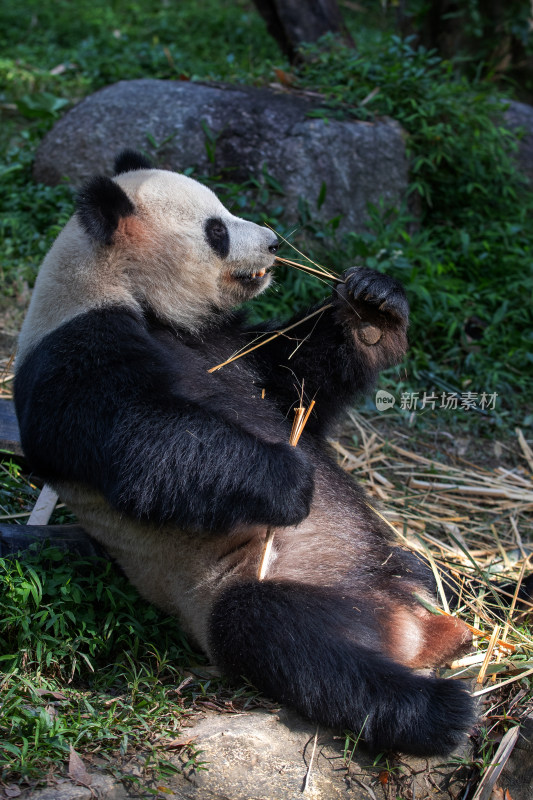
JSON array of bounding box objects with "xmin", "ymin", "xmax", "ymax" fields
[{"xmin": 208, "ymin": 579, "xmax": 473, "ymax": 756}]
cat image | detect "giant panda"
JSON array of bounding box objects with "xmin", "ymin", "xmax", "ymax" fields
[{"xmin": 15, "ymin": 150, "xmax": 474, "ymax": 757}]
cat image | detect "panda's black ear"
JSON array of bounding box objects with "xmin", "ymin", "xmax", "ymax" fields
[
  {"xmin": 114, "ymin": 149, "xmax": 153, "ymax": 175},
  {"xmin": 76, "ymin": 176, "xmax": 135, "ymax": 246}
]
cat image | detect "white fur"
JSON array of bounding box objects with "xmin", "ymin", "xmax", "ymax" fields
[{"xmin": 18, "ymin": 169, "xmax": 276, "ymax": 361}]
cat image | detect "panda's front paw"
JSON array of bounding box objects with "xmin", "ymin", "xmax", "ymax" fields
[
  {"xmin": 265, "ymin": 443, "xmax": 314, "ymax": 527},
  {"xmin": 341, "ymin": 267, "xmax": 409, "ymax": 323}
]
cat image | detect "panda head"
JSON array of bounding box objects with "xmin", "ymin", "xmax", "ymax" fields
[{"xmin": 53, "ymin": 151, "xmax": 279, "ymax": 335}]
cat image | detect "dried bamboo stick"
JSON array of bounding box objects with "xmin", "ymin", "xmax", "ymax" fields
[
  {"xmin": 257, "ymin": 400, "xmax": 316, "ymax": 581},
  {"xmin": 208, "ymin": 304, "xmax": 333, "ymax": 373},
  {"xmin": 408, "ymin": 478, "xmax": 533, "ymax": 502},
  {"xmin": 257, "ymin": 527, "xmax": 276, "ymax": 581},
  {"xmin": 265, "ymin": 223, "xmax": 338, "ymax": 277},
  {"xmin": 476, "ymin": 625, "xmax": 501, "ymax": 683},
  {"xmin": 472, "ymin": 666, "xmax": 533, "ymax": 696},
  {"xmin": 290, "ymin": 400, "xmax": 316, "ymax": 447},
  {"xmin": 501, "ymin": 556, "xmax": 530, "ymax": 644},
  {"xmin": 441, "ymin": 612, "xmax": 515, "ymax": 652},
  {"xmin": 275, "ymin": 255, "xmax": 339, "ymax": 282},
  {"xmin": 516, "ymin": 427, "xmax": 533, "ymax": 474},
  {"xmin": 290, "ymin": 406, "xmax": 306, "ymax": 447}
]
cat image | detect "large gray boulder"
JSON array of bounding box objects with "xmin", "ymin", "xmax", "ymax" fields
[
  {"xmin": 33, "ymin": 79, "xmax": 409, "ymax": 234},
  {"xmin": 504, "ymin": 99, "xmax": 533, "ymax": 185}
]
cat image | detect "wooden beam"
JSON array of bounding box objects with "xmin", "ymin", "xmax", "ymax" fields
[
  {"xmin": 0, "ymin": 398, "xmax": 22, "ymax": 456},
  {"xmin": 0, "ymin": 523, "xmax": 106, "ymax": 558},
  {"xmin": 28, "ymin": 484, "xmax": 59, "ymax": 525}
]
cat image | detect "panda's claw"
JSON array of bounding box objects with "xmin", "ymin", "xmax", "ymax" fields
[{"xmin": 341, "ymin": 266, "xmax": 409, "ymax": 322}]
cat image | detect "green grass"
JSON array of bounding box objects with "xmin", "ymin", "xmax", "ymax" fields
[{"xmin": 0, "ymin": 543, "xmax": 223, "ymax": 787}]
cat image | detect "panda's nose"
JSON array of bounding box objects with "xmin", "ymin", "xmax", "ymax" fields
[{"xmin": 268, "ymin": 239, "xmax": 279, "ymax": 255}]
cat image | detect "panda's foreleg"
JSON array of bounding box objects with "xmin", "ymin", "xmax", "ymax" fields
[
  {"xmin": 209, "ymin": 579, "xmax": 474, "ymax": 757},
  {"xmin": 248, "ymin": 268, "xmax": 409, "ymax": 432}
]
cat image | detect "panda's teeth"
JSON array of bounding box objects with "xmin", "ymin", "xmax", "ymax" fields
[{"xmin": 233, "ymin": 268, "xmax": 269, "ymax": 282}]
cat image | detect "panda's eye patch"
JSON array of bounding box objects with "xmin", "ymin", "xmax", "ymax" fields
[{"xmin": 205, "ymin": 217, "xmax": 230, "ymax": 259}]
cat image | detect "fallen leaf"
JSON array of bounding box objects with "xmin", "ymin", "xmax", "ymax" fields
[
  {"xmin": 4, "ymin": 786, "xmax": 22, "ymax": 798},
  {"xmin": 36, "ymin": 689, "xmax": 66, "ymax": 700},
  {"xmin": 378, "ymin": 770, "xmax": 389, "ymax": 786},
  {"xmin": 274, "ymin": 68, "xmax": 296, "ymax": 88},
  {"xmin": 68, "ymin": 746, "xmax": 91, "ymax": 786},
  {"xmin": 165, "ymin": 736, "xmax": 196, "ymax": 750}
]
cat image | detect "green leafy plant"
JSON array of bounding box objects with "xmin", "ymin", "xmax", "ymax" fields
[{"xmin": 0, "ymin": 545, "xmax": 205, "ymax": 783}]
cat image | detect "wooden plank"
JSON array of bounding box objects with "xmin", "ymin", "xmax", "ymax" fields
[
  {"xmin": 0, "ymin": 523, "xmax": 106, "ymax": 558},
  {"xmin": 0, "ymin": 398, "xmax": 22, "ymax": 456},
  {"xmin": 28, "ymin": 484, "xmax": 59, "ymax": 525}
]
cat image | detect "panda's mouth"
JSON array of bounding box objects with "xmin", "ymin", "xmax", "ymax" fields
[{"xmin": 232, "ymin": 268, "xmax": 270, "ymax": 284}]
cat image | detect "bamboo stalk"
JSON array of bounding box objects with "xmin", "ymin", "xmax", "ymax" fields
[
  {"xmin": 408, "ymin": 478, "xmax": 533, "ymax": 502},
  {"xmin": 290, "ymin": 406, "xmax": 306, "ymax": 446},
  {"xmin": 257, "ymin": 399, "xmax": 316, "ymax": 581}
]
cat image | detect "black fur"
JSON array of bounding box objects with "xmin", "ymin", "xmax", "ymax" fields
[
  {"xmin": 114, "ymin": 149, "xmax": 153, "ymax": 175},
  {"xmin": 248, "ymin": 271, "xmax": 409, "ymax": 436},
  {"xmin": 15, "ymin": 307, "xmax": 314, "ymax": 533},
  {"xmin": 204, "ymin": 217, "xmax": 230, "ymax": 259},
  {"xmin": 76, "ymin": 176, "xmax": 135, "ymax": 245},
  {"xmin": 344, "ymin": 266, "xmax": 409, "ymax": 320},
  {"xmin": 209, "ymin": 580, "xmax": 474, "ymax": 756},
  {"xmin": 15, "ymin": 272, "xmax": 407, "ymax": 530}
]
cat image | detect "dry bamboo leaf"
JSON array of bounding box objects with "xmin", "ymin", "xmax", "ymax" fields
[
  {"xmin": 3, "ymin": 786, "xmax": 21, "ymax": 798},
  {"xmin": 471, "ymin": 726, "xmax": 520, "ymax": 800},
  {"xmin": 68, "ymin": 745, "xmax": 91, "ymax": 786},
  {"xmin": 164, "ymin": 736, "xmax": 197, "ymax": 750}
]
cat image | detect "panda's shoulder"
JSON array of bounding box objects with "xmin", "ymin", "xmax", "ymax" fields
[{"xmin": 16, "ymin": 306, "xmax": 174, "ymax": 397}]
